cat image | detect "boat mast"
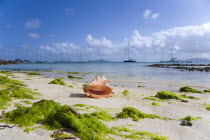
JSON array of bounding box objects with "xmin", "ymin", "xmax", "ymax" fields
[
  {"xmin": 170, "ymin": 44, "xmax": 173, "ymax": 59},
  {"xmin": 128, "ymin": 42, "xmax": 130, "ymax": 60}
]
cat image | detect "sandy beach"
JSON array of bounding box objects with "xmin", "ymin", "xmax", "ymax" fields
[{"xmin": 1, "ymin": 70, "xmax": 210, "ymax": 140}]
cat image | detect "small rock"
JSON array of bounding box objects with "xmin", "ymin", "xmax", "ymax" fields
[
  {"xmin": 180, "ymin": 120, "xmax": 192, "ymax": 126},
  {"xmin": 181, "ymin": 99, "xmax": 188, "ymax": 103},
  {"xmin": 188, "ymin": 96, "xmax": 195, "ymax": 99}
]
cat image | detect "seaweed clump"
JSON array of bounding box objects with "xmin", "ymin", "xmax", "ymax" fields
[
  {"xmin": 117, "ymin": 107, "xmax": 167, "ymax": 121},
  {"xmin": 27, "ymin": 72, "xmax": 41, "ymax": 76},
  {"xmin": 179, "ymin": 86, "xmax": 202, "ymax": 93},
  {"xmin": 0, "ymin": 71, "xmax": 12, "ymax": 76},
  {"xmin": 49, "ymin": 78, "xmax": 66, "ymax": 85},
  {"xmin": 5, "ymin": 99, "xmax": 115, "ymax": 139},
  {"xmin": 68, "ymin": 75, "xmax": 83, "ymax": 79},
  {"xmin": 0, "ymin": 76, "xmax": 39, "ymax": 109},
  {"xmin": 205, "ymin": 104, "xmax": 210, "ymax": 111},
  {"xmin": 152, "ymin": 102, "xmax": 161, "ymax": 106},
  {"xmin": 0, "ymin": 75, "xmax": 24, "ymax": 86},
  {"xmin": 204, "ymin": 89, "xmax": 210, "ymax": 92},
  {"xmin": 179, "ymin": 115, "xmax": 202, "ymax": 122},
  {"xmin": 155, "ymin": 91, "xmax": 183, "ymax": 100},
  {"xmin": 121, "ymin": 90, "xmax": 130, "ymax": 96},
  {"xmin": 0, "ymin": 90, "xmax": 12, "ymax": 109},
  {"xmin": 68, "ymin": 72, "xmax": 82, "ymax": 74}
]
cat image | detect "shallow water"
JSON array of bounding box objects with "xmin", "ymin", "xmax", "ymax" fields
[{"xmin": 0, "ymin": 62, "xmax": 210, "ymax": 85}]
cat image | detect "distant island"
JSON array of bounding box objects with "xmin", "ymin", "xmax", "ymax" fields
[
  {"xmin": 0, "ymin": 58, "xmax": 115, "ymax": 64},
  {"xmin": 182, "ymin": 58, "xmax": 210, "ymax": 63},
  {"xmin": 1, "ymin": 58, "xmax": 210, "ymax": 64},
  {"xmin": 0, "ymin": 59, "xmax": 17, "ymax": 65}
]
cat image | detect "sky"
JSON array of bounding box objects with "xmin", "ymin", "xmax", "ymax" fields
[{"xmin": 1, "ymin": 0, "xmax": 210, "ymax": 62}]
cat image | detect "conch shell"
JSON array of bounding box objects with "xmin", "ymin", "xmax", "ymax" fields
[{"xmin": 83, "ymin": 75, "xmax": 114, "ymax": 98}]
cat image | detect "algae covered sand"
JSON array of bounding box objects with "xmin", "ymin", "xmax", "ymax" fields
[
  {"xmin": 1, "ymin": 71, "xmax": 210, "ymax": 140},
  {"xmin": 0, "ymin": 75, "xmax": 39, "ymax": 109},
  {"xmin": 5, "ymin": 99, "xmax": 168, "ymax": 140},
  {"xmin": 49, "ymin": 78, "xmax": 66, "ymax": 85},
  {"xmin": 117, "ymin": 107, "xmax": 168, "ymax": 121},
  {"xmin": 179, "ymin": 115, "xmax": 202, "ymax": 122},
  {"xmin": 179, "ymin": 86, "xmax": 202, "ymax": 93}
]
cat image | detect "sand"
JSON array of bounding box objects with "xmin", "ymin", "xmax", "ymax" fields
[{"xmin": 1, "ymin": 71, "xmax": 210, "ymax": 140}]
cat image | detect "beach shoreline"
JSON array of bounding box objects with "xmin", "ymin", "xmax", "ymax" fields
[{"xmin": 1, "ymin": 70, "xmax": 210, "ymax": 140}]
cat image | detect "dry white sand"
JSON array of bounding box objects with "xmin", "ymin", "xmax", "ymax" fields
[{"xmin": 1, "ymin": 71, "xmax": 210, "ymax": 140}]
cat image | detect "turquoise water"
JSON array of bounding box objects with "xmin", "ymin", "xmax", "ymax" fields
[{"xmin": 0, "ymin": 62, "xmax": 210, "ymax": 84}]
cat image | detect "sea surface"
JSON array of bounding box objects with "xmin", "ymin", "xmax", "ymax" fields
[{"xmin": 0, "ymin": 62, "xmax": 210, "ymax": 84}]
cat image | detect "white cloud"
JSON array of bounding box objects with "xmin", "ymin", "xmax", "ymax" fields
[
  {"xmin": 65, "ymin": 8, "xmax": 74, "ymax": 15},
  {"xmin": 25, "ymin": 19, "xmax": 42, "ymax": 29},
  {"xmin": 151, "ymin": 13, "xmax": 160, "ymax": 19},
  {"xmin": 143, "ymin": 9, "xmax": 152, "ymax": 19},
  {"xmin": 28, "ymin": 33, "xmax": 39, "ymax": 39},
  {"xmin": 86, "ymin": 35, "xmax": 113, "ymax": 48},
  {"xmin": 39, "ymin": 22, "xmax": 210, "ymax": 61},
  {"xmin": 40, "ymin": 42, "xmax": 79, "ymax": 55},
  {"xmin": 143, "ymin": 9, "xmax": 160, "ymax": 20}
]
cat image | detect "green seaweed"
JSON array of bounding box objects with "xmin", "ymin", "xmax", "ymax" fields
[
  {"xmin": 83, "ymin": 111, "xmax": 116, "ymax": 121},
  {"xmin": 205, "ymin": 104, "xmax": 210, "ymax": 111},
  {"xmin": 179, "ymin": 86, "xmax": 202, "ymax": 93},
  {"xmin": 24, "ymin": 126, "xmax": 43, "ymax": 133},
  {"xmin": 113, "ymin": 127, "xmax": 168, "ymax": 140},
  {"xmin": 179, "ymin": 115, "xmax": 202, "ymax": 122},
  {"xmin": 68, "ymin": 72, "xmax": 82, "ymax": 74},
  {"xmin": 21, "ymin": 100, "xmax": 33, "ymax": 104},
  {"xmin": 0, "ymin": 90, "xmax": 12, "ymax": 109},
  {"xmin": 68, "ymin": 75, "xmax": 83, "ymax": 79},
  {"xmin": 0, "ymin": 76, "xmax": 39, "ymax": 109},
  {"xmin": 9, "ymin": 86, "xmax": 39, "ymax": 99},
  {"xmin": 121, "ymin": 90, "xmax": 130, "ymax": 96},
  {"xmin": 5, "ymin": 100, "xmax": 168, "ymax": 140},
  {"xmin": 73, "ymin": 104, "xmax": 88, "ymax": 107},
  {"xmin": 0, "ymin": 71, "xmax": 12, "ymax": 76},
  {"xmin": 117, "ymin": 107, "xmax": 168, "ymax": 121},
  {"xmin": 142, "ymin": 96, "xmax": 170, "ymax": 103},
  {"xmin": 51, "ymin": 133, "xmax": 74, "ymax": 138},
  {"xmin": 155, "ymin": 91, "xmax": 183, "ymax": 100},
  {"xmin": 49, "ymin": 78, "xmax": 66, "ymax": 85},
  {"xmin": 5, "ymin": 100, "xmax": 115, "ymax": 139},
  {"xmin": 73, "ymin": 104, "xmax": 107, "ymax": 112},
  {"xmin": 204, "ymin": 89, "xmax": 210, "ymax": 92},
  {"xmin": 0, "ymin": 75, "xmax": 24, "ymax": 86},
  {"xmin": 72, "ymin": 82, "xmax": 78, "ymax": 85},
  {"xmin": 137, "ymin": 85, "xmax": 145, "ymax": 88},
  {"xmin": 27, "ymin": 72, "xmax": 41, "ymax": 76},
  {"xmin": 152, "ymin": 102, "xmax": 161, "ymax": 106}
]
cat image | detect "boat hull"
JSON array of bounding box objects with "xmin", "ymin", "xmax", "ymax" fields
[{"xmin": 123, "ymin": 61, "xmax": 136, "ymax": 62}]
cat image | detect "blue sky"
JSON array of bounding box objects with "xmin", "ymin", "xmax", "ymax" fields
[{"xmin": 1, "ymin": 0, "xmax": 210, "ymax": 61}]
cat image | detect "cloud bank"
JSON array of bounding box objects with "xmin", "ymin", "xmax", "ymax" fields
[{"xmin": 39, "ymin": 22, "xmax": 210, "ymax": 61}]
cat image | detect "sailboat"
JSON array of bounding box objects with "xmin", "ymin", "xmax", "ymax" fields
[
  {"xmin": 160, "ymin": 44, "xmax": 179, "ymax": 63},
  {"xmin": 123, "ymin": 42, "xmax": 136, "ymax": 62}
]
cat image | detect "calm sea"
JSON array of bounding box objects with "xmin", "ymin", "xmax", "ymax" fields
[{"xmin": 0, "ymin": 62, "xmax": 210, "ymax": 84}]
